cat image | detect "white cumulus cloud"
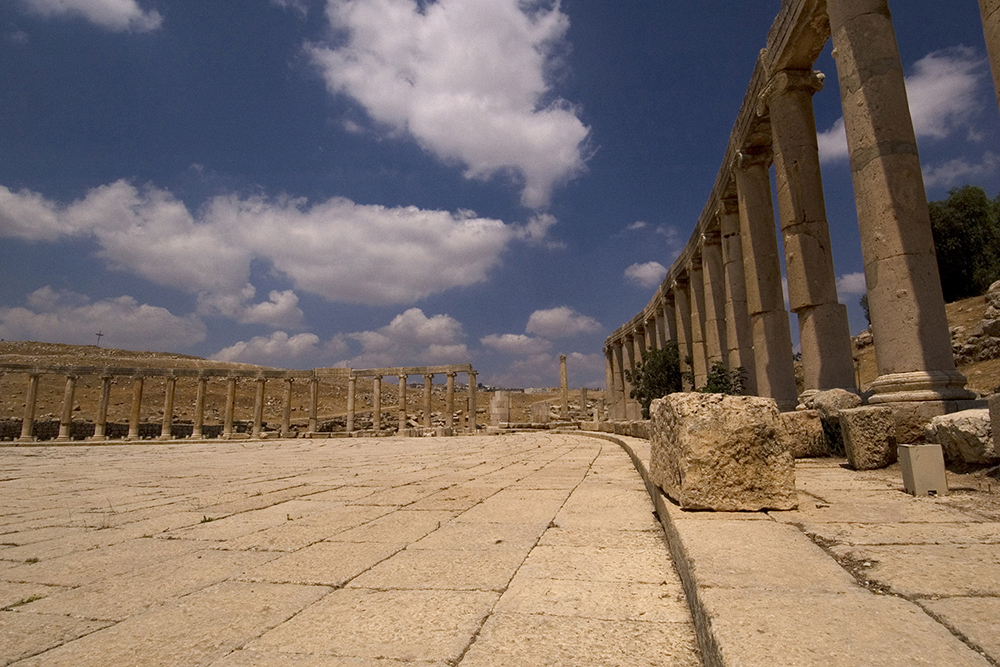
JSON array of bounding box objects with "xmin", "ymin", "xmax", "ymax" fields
[
  {"xmin": 337, "ymin": 308, "xmax": 470, "ymax": 369},
  {"xmin": 309, "ymin": 0, "xmax": 590, "ymax": 208},
  {"xmin": 480, "ymin": 333, "xmax": 552, "ymax": 355},
  {"xmin": 19, "ymin": 0, "xmax": 162, "ymax": 32},
  {"xmin": 212, "ymin": 331, "xmax": 321, "ymax": 365},
  {"xmin": 922, "ymin": 152, "xmax": 1000, "ymax": 189},
  {"xmin": 624, "ymin": 261, "xmax": 668, "ymax": 289},
  {"xmin": 0, "ymin": 287, "xmax": 205, "ymax": 351},
  {"xmin": 525, "ymin": 306, "xmax": 601, "ymax": 339},
  {"xmin": 836, "ymin": 271, "xmax": 868, "ymax": 297}
]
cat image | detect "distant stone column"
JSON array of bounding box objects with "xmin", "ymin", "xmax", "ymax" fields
[
  {"xmin": 623, "ymin": 335, "xmax": 639, "ymax": 419},
  {"xmin": 347, "ymin": 375, "xmax": 357, "ymax": 433},
  {"xmin": 467, "ymin": 372, "xmax": 477, "ymax": 432},
  {"xmin": 308, "ymin": 377, "xmax": 319, "ymax": 434},
  {"xmin": 280, "ymin": 378, "xmax": 293, "ymax": 438},
  {"xmin": 372, "ymin": 375, "xmax": 382, "ymax": 432},
  {"xmin": 719, "ymin": 197, "xmax": 757, "ymax": 394},
  {"xmin": 445, "ymin": 372, "xmax": 456, "ymax": 428},
  {"xmin": 673, "ymin": 280, "xmax": 693, "ymax": 390},
  {"xmin": 611, "ymin": 342, "xmax": 627, "ymax": 420},
  {"xmin": 604, "ymin": 346, "xmax": 619, "ymax": 418},
  {"xmin": 251, "ymin": 378, "xmax": 266, "ymax": 438},
  {"xmin": 559, "ymin": 354, "xmax": 569, "ymax": 418},
  {"xmin": 688, "ymin": 258, "xmax": 709, "ymax": 388},
  {"xmin": 633, "ymin": 326, "xmax": 646, "ymax": 366},
  {"xmin": 656, "ymin": 303, "xmax": 670, "ymax": 349},
  {"xmin": 702, "ymin": 233, "xmax": 728, "ymax": 369},
  {"xmin": 93, "ymin": 375, "xmax": 113, "ymax": 441},
  {"xmin": 662, "ymin": 294, "xmax": 678, "ymax": 344},
  {"xmin": 422, "ymin": 374, "xmax": 433, "ymax": 428},
  {"xmin": 56, "ymin": 375, "xmax": 77, "ymax": 442},
  {"xmin": 192, "ymin": 377, "xmax": 207, "ymax": 440},
  {"xmin": 645, "ymin": 316, "xmax": 659, "ymax": 352},
  {"xmin": 222, "ymin": 378, "xmax": 237, "ymax": 439},
  {"xmin": 160, "ymin": 377, "xmax": 176, "ymax": 440},
  {"xmin": 980, "ymin": 0, "xmax": 1000, "ymax": 111},
  {"xmin": 735, "ymin": 149, "xmax": 798, "ymax": 411},
  {"xmin": 828, "ymin": 0, "xmax": 972, "ymax": 403},
  {"xmin": 17, "ymin": 373, "xmax": 40, "ymax": 443},
  {"xmin": 128, "ymin": 376, "xmax": 144, "ymax": 441},
  {"xmin": 763, "ymin": 69, "xmax": 855, "ymax": 401},
  {"xmin": 398, "ymin": 374, "xmax": 408, "ymax": 431},
  {"xmin": 579, "ymin": 387, "xmax": 588, "ymax": 415}
]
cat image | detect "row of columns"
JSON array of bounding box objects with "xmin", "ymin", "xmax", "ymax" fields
[
  {"xmin": 12, "ymin": 369, "xmax": 478, "ymax": 443},
  {"xmin": 607, "ymin": 0, "xmax": 984, "ymax": 416}
]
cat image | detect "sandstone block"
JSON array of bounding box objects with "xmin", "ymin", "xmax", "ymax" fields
[
  {"xmin": 530, "ymin": 403, "xmax": 550, "ymax": 424},
  {"xmin": 780, "ymin": 410, "xmax": 829, "ymax": 458},
  {"xmin": 925, "ymin": 409, "xmax": 996, "ymax": 465},
  {"xmin": 805, "ymin": 388, "xmax": 862, "ymax": 455},
  {"xmin": 840, "ymin": 406, "xmax": 897, "ymax": 470},
  {"xmin": 649, "ymin": 393, "xmax": 796, "ymax": 511}
]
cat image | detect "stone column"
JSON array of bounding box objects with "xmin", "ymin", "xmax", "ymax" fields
[
  {"xmin": 579, "ymin": 387, "xmax": 588, "ymax": 415},
  {"xmin": 281, "ymin": 378, "xmax": 293, "ymax": 438},
  {"xmin": 467, "ymin": 372, "xmax": 477, "ymax": 432},
  {"xmin": 160, "ymin": 377, "xmax": 176, "ymax": 440},
  {"xmin": 93, "ymin": 375, "xmax": 112, "ymax": 441},
  {"xmin": 662, "ymin": 294, "xmax": 678, "ymax": 344},
  {"xmin": 604, "ymin": 346, "xmax": 619, "ymax": 419},
  {"xmin": 719, "ymin": 197, "xmax": 758, "ymax": 394},
  {"xmin": 763, "ymin": 69, "xmax": 856, "ymax": 401},
  {"xmin": 828, "ymin": 0, "xmax": 972, "ymax": 403},
  {"xmin": 422, "ymin": 374, "xmax": 433, "ymax": 428},
  {"xmin": 645, "ymin": 316, "xmax": 659, "ymax": 352},
  {"xmin": 612, "ymin": 342, "xmax": 628, "ymax": 420},
  {"xmin": 445, "ymin": 372, "xmax": 456, "ymax": 428},
  {"xmin": 701, "ymin": 233, "xmax": 729, "ymax": 369},
  {"xmin": 128, "ymin": 376, "xmax": 144, "ymax": 440},
  {"xmin": 980, "ymin": 0, "xmax": 1000, "ymax": 111},
  {"xmin": 622, "ymin": 335, "xmax": 639, "ymax": 420},
  {"xmin": 633, "ymin": 326, "xmax": 646, "ymax": 366},
  {"xmin": 222, "ymin": 377, "xmax": 237, "ymax": 439},
  {"xmin": 56, "ymin": 375, "xmax": 77, "ymax": 442},
  {"xmin": 192, "ymin": 377, "xmax": 207, "ymax": 440},
  {"xmin": 673, "ymin": 280, "xmax": 693, "ymax": 390},
  {"xmin": 308, "ymin": 378, "xmax": 319, "ymax": 434},
  {"xmin": 656, "ymin": 303, "xmax": 670, "ymax": 349},
  {"xmin": 372, "ymin": 375, "xmax": 382, "ymax": 432},
  {"xmin": 251, "ymin": 378, "xmax": 266, "ymax": 438},
  {"xmin": 17, "ymin": 373, "xmax": 40, "ymax": 443},
  {"xmin": 347, "ymin": 375, "xmax": 357, "ymax": 433},
  {"xmin": 688, "ymin": 258, "xmax": 709, "ymax": 388},
  {"xmin": 559, "ymin": 354, "xmax": 569, "ymax": 418},
  {"xmin": 398, "ymin": 374, "xmax": 408, "ymax": 431},
  {"xmin": 735, "ymin": 149, "xmax": 798, "ymax": 411}
]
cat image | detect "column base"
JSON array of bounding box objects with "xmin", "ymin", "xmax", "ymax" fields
[
  {"xmin": 16, "ymin": 436, "xmax": 35, "ymax": 444},
  {"xmin": 868, "ymin": 371, "xmax": 976, "ymax": 404},
  {"xmin": 89, "ymin": 435, "xmax": 107, "ymax": 442},
  {"xmin": 55, "ymin": 435, "xmax": 71, "ymax": 443}
]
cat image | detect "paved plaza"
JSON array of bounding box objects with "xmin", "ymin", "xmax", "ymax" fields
[{"xmin": 0, "ymin": 434, "xmax": 701, "ymax": 666}]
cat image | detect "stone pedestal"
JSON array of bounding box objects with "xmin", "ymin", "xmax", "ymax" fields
[
  {"xmin": 840, "ymin": 406, "xmax": 897, "ymax": 470},
  {"xmin": 491, "ymin": 391, "xmax": 512, "ymax": 426},
  {"xmin": 531, "ymin": 402, "xmax": 551, "ymax": 424},
  {"xmin": 899, "ymin": 444, "xmax": 948, "ymax": 497}
]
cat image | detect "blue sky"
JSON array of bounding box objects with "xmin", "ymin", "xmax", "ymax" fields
[{"xmin": 1, "ymin": 0, "xmax": 998, "ymax": 389}]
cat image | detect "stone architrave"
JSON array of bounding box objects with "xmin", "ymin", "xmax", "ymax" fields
[
  {"xmin": 673, "ymin": 280, "xmax": 694, "ymax": 391},
  {"xmin": 762, "ymin": 68, "xmax": 855, "ymax": 400},
  {"xmin": 688, "ymin": 258, "xmax": 709, "ymax": 388},
  {"xmin": 701, "ymin": 233, "xmax": 728, "ymax": 370},
  {"xmin": 559, "ymin": 354, "xmax": 569, "ymax": 418},
  {"xmin": 648, "ymin": 393, "xmax": 796, "ymax": 511},
  {"xmin": 980, "ymin": 0, "xmax": 1000, "ymax": 111},
  {"xmin": 828, "ymin": 0, "xmax": 972, "ymax": 403},
  {"xmin": 840, "ymin": 406, "xmax": 897, "ymax": 470},
  {"xmin": 17, "ymin": 373, "xmax": 40, "ymax": 443},
  {"xmin": 719, "ymin": 197, "xmax": 757, "ymax": 395},
  {"xmin": 56, "ymin": 375, "xmax": 77, "ymax": 442},
  {"xmin": 734, "ymin": 149, "xmax": 798, "ymax": 411}
]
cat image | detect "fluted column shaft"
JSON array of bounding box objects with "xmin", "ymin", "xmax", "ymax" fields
[
  {"xmin": 193, "ymin": 378, "xmax": 207, "ymax": 439},
  {"xmin": 93, "ymin": 375, "xmax": 113, "ymax": 441},
  {"xmin": 423, "ymin": 374, "xmax": 433, "ymax": 428},
  {"xmin": 673, "ymin": 282, "xmax": 693, "ymax": 391},
  {"xmin": 223, "ymin": 378, "xmax": 237, "ymax": 438},
  {"xmin": 160, "ymin": 377, "xmax": 176, "ymax": 440},
  {"xmin": 398, "ymin": 375, "xmax": 408, "ymax": 431}
]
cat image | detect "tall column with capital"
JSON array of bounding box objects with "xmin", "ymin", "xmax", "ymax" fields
[
  {"xmin": 445, "ymin": 372, "xmax": 456, "ymax": 428},
  {"xmin": 559, "ymin": 354, "xmax": 569, "ymax": 418},
  {"xmin": 980, "ymin": 0, "xmax": 1000, "ymax": 111},
  {"xmin": 623, "ymin": 335, "xmax": 640, "ymax": 419},
  {"xmin": 93, "ymin": 375, "xmax": 113, "ymax": 441},
  {"xmin": 372, "ymin": 375, "xmax": 382, "ymax": 432},
  {"xmin": 645, "ymin": 316, "xmax": 659, "ymax": 352},
  {"xmin": 735, "ymin": 149, "xmax": 798, "ymax": 411},
  {"xmin": 763, "ymin": 69, "xmax": 856, "ymax": 400},
  {"xmin": 192, "ymin": 377, "xmax": 207, "ymax": 439},
  {"xmin": 604, "ymin": 346, "xmax": 620, "ymax": 419},
  {"xmin": 719, "ymin": 197, "xmax": 757, "ymax": 394},
  {"xmin": 656, "ymin": 303, "xmax": 670, "ymax": 350},
  {"xmin": 688, "ymin": 258, "xmax": 709, "ymax": 388},
  {"xmin": 308, "ymin": 377, "xmax": 319, "ymax": 434},
  {"xmin": 611, "ymin": 342, "xmax": 627, "ymax": 419},
  {"xmin": 222, "ymin": 378, "xmax": 237, "ymax": 439},
  {"xmin": 56, "ymin": 375, "xmax": 77, "ymax": 442},
  {"xmin": 346, "ymin": 375, "xmax": 357, "ymax": 433},
  {"xmin": 662, "ymin": 294, "xmax": 678, "ymax": 344},
  {"xmin": 467, "ymin": 372, "xmax": 477, "ymax": 432},
  {"xmin": 828, "ymin": 0, "xmax": 972, "ymax": 403},
  {"xmin": 702, "ymin": 233, "xmax": 729, "ymax": 370},
  {"xmin": 251, "ymin": 378, "xmax": 266, "ymax": 438},
  {"xmin": 280, "ymin": 378, "xmax": 293, "ymax": 438},
  {"xmin": 398, "ymin": 374, "xmax": 408, "ymax": 431},
  {"xmin": 17, "ymin": 374, "xmax": 40, "ymax": 443},
  {"xmin": 673, "ymin": 280, "xmax": 693, "ymax": 390},
  {"xmin": 423, "ymin": 374, "xmax": 433, "ymax": 428},
  {"xmin": 160, "ymin": 377, "xmax": 176, "ymax": 440},
  {"xmin": 128, "ymin": 376, "xmax": 144, "ymax": 440}
]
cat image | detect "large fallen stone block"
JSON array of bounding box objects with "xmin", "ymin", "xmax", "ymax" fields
[
  {"xmin": 779, "ymin": 410, "xmax": 829, "ymax": 458},
  {"xmin": 649, "ymin": 393, "xmax": 796, "ymax": 511},
  {"xmin": 840, "ymin": 406, "xmax": 897, "ymax": 470},
  {"xmin": 804, "ymin": 388, "xmax": 862, "ymax": 456},
  {"xmin": 925, "ymin": 409, "xmax": 996, "ymax": 465}
]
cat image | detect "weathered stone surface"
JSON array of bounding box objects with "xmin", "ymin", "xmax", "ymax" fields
[
  {"xmin": 924, "ymin": 409, "xmax": 996, "ymax": 465},
  {"xmin": 840, "ymin": 406, "xmax": 897, "ymax": 470},
  {"xmin": 804, "ymin": 388, "xmax": 862, "ymax": 455},
  {"xmin": 649, "ymin": 393, "xmax": 796, "ymax": 511},
  {"xmin": 779, "ymin": 409, "xmax": 829, "ymax": 458}
]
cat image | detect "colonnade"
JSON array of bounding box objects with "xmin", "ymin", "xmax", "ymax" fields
[
  {"xmin": 2, "ymin": 363, "xmax": 477, "ymax": 443},
  {"xmin": 607, "ymin": 0, "xmax": 996, "ymax": 418}
]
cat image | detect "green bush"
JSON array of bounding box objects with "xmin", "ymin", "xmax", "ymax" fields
[
  {"xmin": 929, "ymin": 185, "xmax": 1000, "ymax": 302},
  {"xmin": 623, "ymin": 343, "xmax": 683, "ymax": 419}
]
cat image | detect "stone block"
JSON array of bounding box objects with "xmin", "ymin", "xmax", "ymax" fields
[
  {"xmin": 925, "ymin": 408, "xmax": 996, "ymax": 465},
  {"xmin": 530, "ymin": 403, "xmax": 550, "ymax": 424},
  {"xmin": 804, "ymin": 388, "xmax": 862, "ymax": 456},
  {"xmin": 840, "ymin": 406, "xmax": 897, "ymax": 470},
  {"xmin": 779, "ymin": 410, "xmax": 829, "ymax": 458},
  {"xmin": 898, "ymin": 444, "xmax": 948, "ymax": 497},
  {"xmin": 648, "ymin": 393, "xmax": 796, "ymax": 511}
]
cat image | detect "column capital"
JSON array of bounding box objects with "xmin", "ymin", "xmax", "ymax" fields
[
  {"xmin": 716, "ymin": 196, "xmax": 740, "ymax": 219},
  {"xmin": 399, "ymin": 373, "xmax": 408, "ymax": 380},
  {"xmin": 757, "ymin": 69, "xmax": 825, "ymax": 115},
  {"xmin": 734, "ymin": 147, "xmax": 773, "ymax": 171},
  {"xmin": 423, "ymin": 373, "xmax": 434, "ymax": 380},
  {"xmin": 701, "ymin": 230, "xmax": 722, "ymax": 247},
  {"xmin": 446, "ymin": 371, "xmax": 457, "ymax": 378}
]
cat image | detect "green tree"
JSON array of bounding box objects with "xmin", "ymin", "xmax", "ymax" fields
[
  {"xmin": 859, "ymin": 293, "xmax": 870, "ymax": 327},
  {"xmin": 700, "ymin": 361, "xmax": 747, "ymax": 396},
  {"xmin": 624, "ymin": 343, "xmax": 683, "ymax": 419},
  {"xmin": 929, "ymin": 185, "xmax": 1000, "ymax": 302}
]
